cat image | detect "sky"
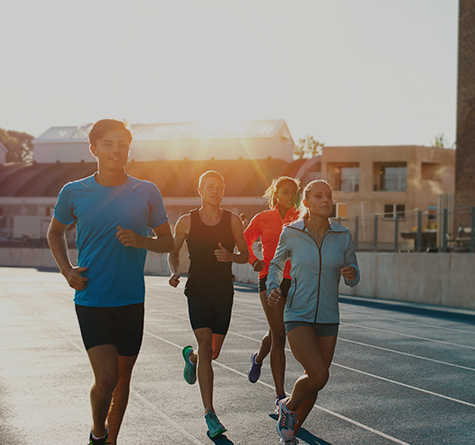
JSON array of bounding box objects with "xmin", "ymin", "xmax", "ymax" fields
[{"xmin": 1, "ymin": 0, "xmax": 459, "ymax": 147}]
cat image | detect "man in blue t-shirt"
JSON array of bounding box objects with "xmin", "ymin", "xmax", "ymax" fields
[{"xmin": 47, "ymin": 119, "xmax": 174, "ymax": 445}]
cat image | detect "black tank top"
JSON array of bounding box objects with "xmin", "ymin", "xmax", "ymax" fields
[{"xmin": 185, "ymin": 208, "xmax": 235, "ymax": 298}]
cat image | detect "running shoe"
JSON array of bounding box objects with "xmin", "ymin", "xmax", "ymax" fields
[
  {"xmin": 279, "ymin": 438, "xmax": 299, "ymax": 445},
  {"xmin": 205, "ymin": 410, "xmax": 227, "ymax": 438},
  {"xmin": 182, "ymin": 345, "xmax": 197, "ymax": 385},
  {"xmin": 248, "ymin": 352, "xmax": 262, "ymax": 383},
  {"xmin": 276, "ymin": 397, "xmax": 296, "ymax": 441},
  {"xmin": 275, "ymin": 394, "xmax": 287, "ymax": 414},
  {"xmin": 88, "ymin": 431, "xmax": 110, "ymax": 445}
]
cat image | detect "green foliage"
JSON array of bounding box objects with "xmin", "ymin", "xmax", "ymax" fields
[
  {"xmin": 294, "ymin": 134, "xmax": 324, "ymax": 159},
  {"xmin": 431, "ymin": 133, "xmax": 455, "ymax": 149},
  {"xmin": 0, "ymin": 127, "xmax": 34, "ymax": 163}
]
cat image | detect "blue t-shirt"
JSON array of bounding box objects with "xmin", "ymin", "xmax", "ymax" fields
[{"xmin": 54, "ymin": 174, "xmax": 168, "ymax": 307}]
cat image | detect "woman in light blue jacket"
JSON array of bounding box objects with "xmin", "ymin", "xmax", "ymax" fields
[{"xmin": 267, "ymin": 180, "xmax": 360, "ymax": 445}]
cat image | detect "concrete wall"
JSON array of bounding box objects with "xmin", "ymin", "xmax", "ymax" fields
[
  {"xmin": 1, "ymin": 249, "xmax": 473, "ymax": 310},
  {"xmin": 339, "ymin": 252, "xmax": 475, "ymax": 310}
]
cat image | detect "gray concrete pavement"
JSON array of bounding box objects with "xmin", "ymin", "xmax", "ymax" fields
[{"xmin": 1, "ymin": 266, "xmax": 474, "ymax": 444}]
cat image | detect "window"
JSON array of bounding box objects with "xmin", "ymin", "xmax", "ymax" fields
[
  {"xmin": 374, "ymin": 163, "xmax": 406, "ymax": 191},
  {"xmin": 328, "ymin": 164, "xmax": 359, "ymax": 192},
  {"xmin": 383, "ymin": 204, "xmax": 406, "ymax": 220},
  {"xmin": 330, "ymin": 203, "xmax": 347, "ymax": 219}
]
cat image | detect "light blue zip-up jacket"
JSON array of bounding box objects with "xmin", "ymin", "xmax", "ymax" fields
[{"xmin": 267, "ymin": 219, "xmax": 360, "ymax": 325}]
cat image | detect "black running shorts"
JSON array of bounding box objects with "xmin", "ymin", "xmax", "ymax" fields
[
  {"xmin": 258, "ymin": 276, "xmax": 291, "ymax": 298},
  {"xmin": 187, "ymin": 295, "xmax": 233, "ymax": 335},
  {"xmin": 75, "ymin": 303, "xmax": 144, "ymax": 356}
]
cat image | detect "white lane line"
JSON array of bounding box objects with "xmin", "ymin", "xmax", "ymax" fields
[
  {"xmin": 338, "ymin": 338, "xmax": 475, "ymax": 372},
  {"xmin": 340, "ymin": 322, "xmax": 475, "ymax": 350},
  {"xmin": 147, "ymin": 308, "xmax": 475, "ymax": 373},
  {"xmin": 131, "ymin": 389, "xmax": 206, "ymax": 445},
  {"xmin": 219, "ymin": 328, "xmax": 475, "ymax": 409},
  {"xmin": 6, "ymin": 293, "xmax": 208, "ymax": 445},
  {"xmin": 339, "ymin": 312, "xmax": 475, "ymax": 335},
  {"xmin": 232, "ymin": 309, "xmax": 475, "ymax": 351},
  {"xmin": 332, "ymin": 362, "xmax": 475, "ymax": 409},
  {"xmin": 143, "ymin": 329, "xmax": 412, "ymax": 445}
]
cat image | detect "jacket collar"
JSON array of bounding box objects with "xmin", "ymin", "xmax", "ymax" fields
[{"xmin": 288, "ymin": 219, "xmax": 348, "ymax": 233}]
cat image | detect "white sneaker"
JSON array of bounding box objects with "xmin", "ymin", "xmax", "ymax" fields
[
  {"xmin": 279, "ymin": 437, "xmax": 299, "ymax": 444},
  {"xmin": 276, "ymin": 397, "xmax": 296, "ymax": 441}
]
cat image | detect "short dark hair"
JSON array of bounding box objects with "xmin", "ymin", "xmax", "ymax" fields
[
  {"xmin": 198, "ymin": 170, "xmax": 225, "ymax": 188},
  {"xmin": 88, "ymin": 119, "xmax": 132, "ymax": 147}
]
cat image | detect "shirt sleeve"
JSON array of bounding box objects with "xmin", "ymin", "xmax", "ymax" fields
[
  {"xmin": 148, "ymin": 183, "xmax": 169, "ymax": 228},
  {"xmin": 53, "ymin": 184, "xmax": 75, "ymax": 226},
  {"xmin": 343, "ymin": 232, "xmax": 360, "ymax": 287},
  {"xmin": 243, "ymin": 214, "xmax": 262, "ymax": 266},
  {"xmin": 266, "ymin": 228, "xmax": 290, "ymax": 295}
]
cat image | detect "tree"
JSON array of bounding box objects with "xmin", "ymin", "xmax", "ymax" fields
[
  {"xmin": 431, "ymin": 133, "xmax": 455, "ymax": 149},
  {"xmin": 294, "ymin": 134, "xmax": 324, "ymax": 159},
  {"xmin": 0, "ymin": 127, "xmax": 34, "ymax": 163}
]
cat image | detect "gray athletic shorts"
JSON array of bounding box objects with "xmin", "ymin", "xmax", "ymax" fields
[{"xmin": 284, "ymin": 321, "xmax": 339, "ymax": 337}]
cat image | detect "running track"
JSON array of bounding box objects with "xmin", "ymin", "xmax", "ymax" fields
[{"xmin": 1, "ymin": 267, "xmax": 474, "ymax": 444}]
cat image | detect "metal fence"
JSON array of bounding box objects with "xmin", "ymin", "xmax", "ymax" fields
[{"xmin": 339, "ymin": 206, "xmax": 475, "ymax": 253}]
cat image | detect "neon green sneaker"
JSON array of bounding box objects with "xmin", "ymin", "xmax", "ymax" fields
[
  {"xmin": 182, "ymin": 345, "xmax": 197, "ymax": 385},
  {"xmin": 205, "ymin": 410, "xmax": 227, "ymax": 438}
]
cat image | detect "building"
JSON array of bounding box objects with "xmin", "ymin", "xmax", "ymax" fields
[
  {"xmin": 321, "ymin": 145, "xmax": 455, "ymax": 217},
  {"xmin": 319, "ymin": 144, "xmax": 455, "ymax": 249},
  {"xmin": 32, "ymin": 120, "xmax": 294, "ymax": 163},
  {"xmin": 455, "ymin": 0, "xmax": 475, "ymax": 225},
  {"xmin": 0, "ymin": 118, "xmax": 456, "ymax": 246},
  {"xmin": 0, "ymin": 120, "xmax": 301, "ymax": 242}
]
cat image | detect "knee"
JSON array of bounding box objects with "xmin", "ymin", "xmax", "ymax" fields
[
  {"xmin": 271, "ymin": 331, "xmax": 286, "ymax": 349},
  {"xmin": 212, "ymin": 350, "xmax": 220, "ymax": 360},
  {"xmin": 95, "ymin": 373, "xmax": 118, "ymax": 394},
  {"xmin": 197, "ymin": 343, "xmax": 214, "ymax": 362},
  {"xmin": 308, "ymin": 369, "xmax": 329, "ymax": 392}
]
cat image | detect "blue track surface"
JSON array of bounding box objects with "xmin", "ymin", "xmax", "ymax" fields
[{"xmin": 1, "ymin": 267, "xmax": 474, "ymax": 444}]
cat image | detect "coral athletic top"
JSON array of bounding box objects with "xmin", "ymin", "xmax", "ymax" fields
[{"xmin": 244, "ymin": 205, "xmax": 300, "ymax": 280}]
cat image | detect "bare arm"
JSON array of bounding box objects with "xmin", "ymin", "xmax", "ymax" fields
[
  {"xmin": 115, "ymin": 221, "xmax": 174, "ymax": 253},
  {"xmin": 214, "ymin": 213, "xmax": 249, "ymax": 264},
  {"xmin": 47, "ymin": 217, "xmax": 88, "ymax": 291},
  {"xmin": 167, "ymin": 215, "xmax": 191, "ymax": 287}
]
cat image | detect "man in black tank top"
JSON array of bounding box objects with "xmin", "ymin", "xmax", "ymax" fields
[{"xmin": 168, "ymin": 170, "xmax": 249, "ymax": 439}]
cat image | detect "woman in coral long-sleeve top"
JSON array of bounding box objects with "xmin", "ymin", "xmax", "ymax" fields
[{"xmin": 243, "ymin": 176, "xmax": 300, "ymax": 411}]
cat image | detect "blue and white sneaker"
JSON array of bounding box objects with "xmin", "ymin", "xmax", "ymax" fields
[
  {"xmin": 276, "ymin": 397, "xmax": 296, "ymax": 441},
  {"xmin": 275, "ymin": 394, "xmax": 287, "ymax": 414},
  {"xmin": 182, "ymin": 345, "xmax": 197, "ymax": 385}
]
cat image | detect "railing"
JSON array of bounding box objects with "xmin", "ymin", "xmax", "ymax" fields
[{"xmin": 338, "ymin": 207, "xmax": 475, "ymax": 253}]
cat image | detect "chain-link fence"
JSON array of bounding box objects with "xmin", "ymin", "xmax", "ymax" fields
[{"xmin": 338, "ymin": 207, "xmax": 475, "ymax": 253}]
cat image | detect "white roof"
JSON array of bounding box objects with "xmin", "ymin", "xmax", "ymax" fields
[{"xmin": 33, "ymin": 119, "xmax": 290, "ymax": 143}]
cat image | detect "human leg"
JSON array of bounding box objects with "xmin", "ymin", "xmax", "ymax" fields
[
  {"xmin": 259, "ymin": 289, "xmax": 287, "ymax": 396},
  {"xmin": 278, "ymin": 327, "xmax": 336, "ymax": 440},
  {"xmin": 294, "ymin": 334, "xmax": 337, "ymax": 433},
  {"xmin": 78, "ymin": 303, "xmax": 143, "ymax": 444},
  {"xmin": 193, "ymin": 327, "xmax": 226, "ymax": 412},
  {"xmin": 106, "ymin": 355, "xmax": 138, "ymax": 445},
  {"xmin": 286, "ymin": 327, "xmax": 336, "ymax": 411},
  {"xmin": 87, "ymin": 345, "xmax": 119, "ymax": 439}
]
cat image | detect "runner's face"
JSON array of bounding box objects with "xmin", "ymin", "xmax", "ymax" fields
[
  {"xmin": 275, "ymin": 181, "xmax": 298, "ymax": 211},
  {"xmin": 90, "ymin": 129, "xmax": 130, "ymax": 171},
  {"xmin": 303, "ymin": 183, "xmax": 333, "ymax": 218},
  {"xmin": 199, "ymin": 177, "xmax": 224, "ymax": 205}
]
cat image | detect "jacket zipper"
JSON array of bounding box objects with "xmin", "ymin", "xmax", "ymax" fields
[{"xmin": 301, "ymin": 230, "xmax": 328, "ymax": 324}]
